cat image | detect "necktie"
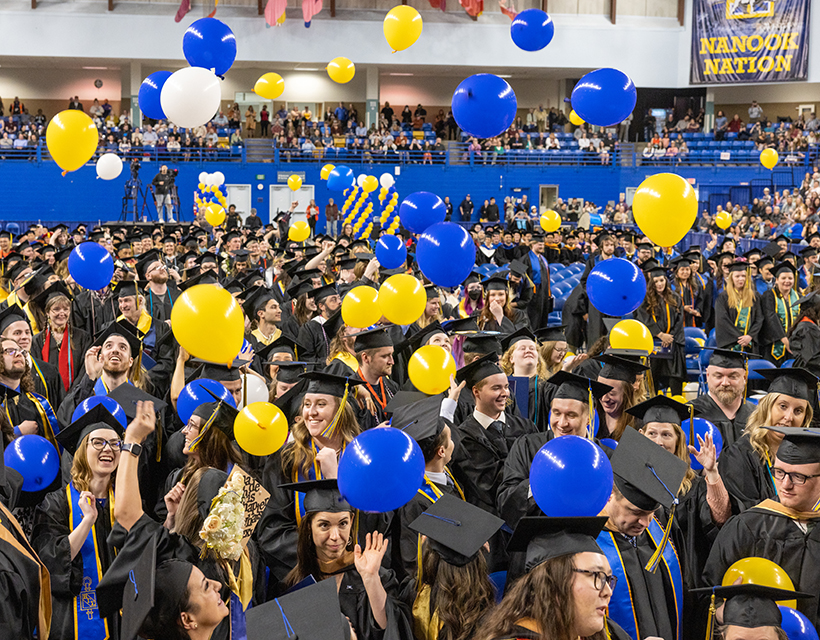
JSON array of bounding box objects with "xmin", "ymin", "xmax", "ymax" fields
[{"xmin": 486, "ymin": 420, "xmax": 508, "ymax": 455}]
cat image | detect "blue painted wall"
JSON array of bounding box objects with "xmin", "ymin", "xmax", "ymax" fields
[{"xmin": 0, "ymin": 159, "xmax": 806, "ymax": 225}]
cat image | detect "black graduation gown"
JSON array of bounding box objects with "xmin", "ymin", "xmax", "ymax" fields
[
  {"xmin": 561, "ymin": 285, "xmax": 587, "ymax": 350},
  {"xmin": 31, "ymin": 487, "xmax": 116, "ymax": 640},
  {"xmin": 486, "ymin": 619, "xmax": 632, "ymax": 640},
  {"xmin": 144, "ymin": 285, "xmax": 179, "ymax": 323},
  {"xmin": 523, "ymin": 253, "xmax": 553, "ymax": 331},
  {"xmin": 334, "ymin": 566, "xmax": 414, "ymax": 640},
  {"xmin": 672, "ymin": 475, "xmax": 723, "ymax": 591},
  {"xmin": 31, "ymin": 328, "xmax": 92, "ymax": 391},
  {"xmin": 509, "ymin": 275, "xmax": 535, "ymax": 315},
  {"xmin": 790, "ymin": 319, "xmax": 820, "ymax": 378},
  {"xmin": 637, "ymin": 296, "xmax": 686, "ymax": 384},
  {"xmin": 496, "ymin": 431, "xmax": 552, "ymax": 529},
  {"xmin": 758, "ymin": 289, "xmax": 797, "ymax": 365},
  {"xmin": 482, "ymin": 309, "xmax": 530, "ymax": 333},
  {"xmin": 673, "ymin": 279, "xmax": 704, "ymax": 328},
  {"xmin": 71, "ymin": 289, "xmax": 118, "ymax": 338},
  {"xmin": 714, "ymin": 291, "xmax": 763, "ymax": 351},
  {"xmin": 0, "ymin": 499, "xmax": 49, "ymax": 640},
  {"xmin": 703, "ymin": 501, "xmax": 820, "ymax": 628},
  {"xmin": 2, "ymin": 386, "xmax": 62, "ymax": 455},
  {"xmin": 689, "ymin": 394, "xmax": 755, "ymax": 448},
  {"xmin": 297, "ymin": 318, "xmax": 333, "ymax": 363},
  {"xmin": 29, "ymin": 356, "xmax": 65, "ymax": 409},
  {"xmin": 717, "ymin": 434, "xmax": 775, "ymax": 512}
]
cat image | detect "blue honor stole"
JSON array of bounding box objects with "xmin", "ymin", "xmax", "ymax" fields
[
  {"xmin": 230, "ymin": 592, "xmax": 249, "ymax": 640},
  {"xmin": 68, "ymin": 483, "xmax": 114, "ymax": 640},
  {"xmin": 93, "ymin": 378, "xmax": 133, "ymax": 397},
  {"xmin": 597, "ymin": 518, "xmax": 683, "ymax": 640},
  {"xmin": 26, "ymin": 391, "xmax": 62, "ymax": 452}
]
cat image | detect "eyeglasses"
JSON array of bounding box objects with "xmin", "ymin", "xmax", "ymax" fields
[
  {"xmin": 771, "ymin": 467, "xmax": 820, "ymax": 486},
  {"xmin": 2, "ymin": 348, "xmax": 23, "ymax": 357},
  {"xmin": 89, "ymin": 438, "xmax": 123, "ymax": 451},
  {"xmin": 573, "ymin": 568, "xmax": 617, "ymax": 592}
]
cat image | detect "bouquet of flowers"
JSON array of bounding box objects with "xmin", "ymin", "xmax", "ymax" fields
[{"xmin": 199, "ymin": 473, "xmax": 246, "ymax": 561}]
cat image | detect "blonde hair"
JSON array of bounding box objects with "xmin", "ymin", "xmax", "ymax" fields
[
  {"xmin": 500, "ymin": 342, "xmax": 548, "ymax": 378},
  {"xmin": 744, "ymin": 393, "xmax": 813, "ymax": 463},
  {"xmin": 641, "ymin": 423, "xmax": 695, "ymax": 495},
  {"xmin": 538, "ymin": 341, "xmax": 565, "ymax": 376},
  {"xmin": 602, "ymin": 380, "xmax": 637, "ymax": 441},
  {"xmin": 478, "ymin": 287, "xmax": 515, "ymax": 328},
  {"xmin": 726, "ymin": 268, "xmax": 756, "ymax": 309},
  {"xmin": 70, "ymin": 433, "xmax": 117, "ymax": 493}
]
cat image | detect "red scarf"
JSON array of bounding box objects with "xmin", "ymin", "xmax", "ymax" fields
[{"xmin": 41, "ymin": 328, "xmax": 72, "ymax": 391}]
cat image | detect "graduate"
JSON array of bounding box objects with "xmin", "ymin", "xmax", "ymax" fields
[
  {"xmin": 296, "ymin": 283, "xmax": 342, "ymax": 363},
  {"xmin": 704, "ymin": 425, "xmax": 820, "ymax": 628},
  {"xmin": 714, "ymin": 260, "xmax": 763, "ymax": 352},
  {"xmin": 718, "ymin": 368, "xmax": 816, "ymax": 512},
  {"xmin": 597, "ymin": 427, "xmax": 689, "ymax": 640},
  {"xmin": 352, "ymin": 326, "xmax": 400, "ymax": 424},
  {"xmin": 669, "ymin": 256, "xmax": 703, "ymax": 328},
  {"xmin": 135, "ymin": 250, "xmax": 179, "ymax": 323},
  {"xmin": 594, "ymin": 353, "xmax": 647, "ymax": 440},
  {"xmin": 758, "ymin": 261, "xmax": 800, "ymax": 366},
  {"xmin": 498, "ymin": 327, "xmax": 551, "ymax": 431},
  {"xmin": 478, "ymin": 276, "xmax": 530, "ymax": 333},
  {"xmin": 243, "ymin": 286, "xmax": 283, "ymax": 349},
  {"xmin": 789, "ymin": 292, "xmax": 820, "ymax": 379}
]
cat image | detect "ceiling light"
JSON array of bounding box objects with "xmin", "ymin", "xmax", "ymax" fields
[
  {"xmin": 389, "ymin": 73, "xmax": 414, "ymax": 76},
  {"xmin": 83, "ymin": 66, "xmax": 108, "ymax": 70},
  {"xmin": 498, "ymin": 74, "xmax": 512, "ymax": 78},
  {"xmin": 296, "ymin": 67, "xmax": 320, "ymax": 71}
]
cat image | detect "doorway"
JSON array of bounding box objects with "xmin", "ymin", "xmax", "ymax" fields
[
  {"xmin": 225, "ymin": 184, "xmax": 252, "ymax": 223},
  {"xmin": 269, "ymin": 184, "xmax": 316, "ymax": 224},
  {"xmin": 539, "ymin": 185, "xmax": 559, "ymax": 212}
]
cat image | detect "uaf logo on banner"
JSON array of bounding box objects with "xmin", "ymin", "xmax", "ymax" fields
[{"xmin": 726, "ymin": 0, "xmax": 774, "ymax": 20}]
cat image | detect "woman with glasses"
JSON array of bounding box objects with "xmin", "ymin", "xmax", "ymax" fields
[{"xmin": 32, "ymin": 406, "xmax": 125, "ymax": 640}]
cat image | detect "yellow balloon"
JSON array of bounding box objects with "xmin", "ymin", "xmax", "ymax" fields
[
  {"xmin": 288, "ymin": 174, "xmax": 302, "ymax": 191},
  {"xmin": 723, "ymin": 558, "xmax": 796, "ymax": 608},
  {"xmin": 540, "ymin": 210, "xmax": 561, "ymax": 233},
  {"xmin": 569, "ymin": 110, "xmax": 585, "ymax": 126},
  {"xmin": 384, "ymin": 204, "xmax": 394, "ymax": 214},
  {"xmin": 46, "ymin": 110, "xmax": 98, "ymax": 173},
  {"xmin": 288, "ymin": 220, "xmax": 310, "ymax": 242},
  {"xmin": 408, "ymin": 345, "xmax": 456, "ymax": 395},
  {"xmin": 321, "ymin": 164, "xmax": 335, "ymax": 180},
  {"xmin": 253, "ymin": 72, "xmax": 285, "ymax": 100},
  {"xmin": 171, "ymin": 284, "xmax": 244, "ymax": 364},
  {"xmin": 383, "ymin": 5, "xmax": 423, "ymax": 52},
  {"xmin": 379, "ymin": 274, "xmax": 425, "ymax": 325},
  {"xmin": 716, "ymin": 211, "xmax": 732, "ymax": 230},
  {"xmin": 342, "ymin": 286, "xmax": 381, "ymax": 328},
  {"xmin": 198, "ymin": 182, "xmax": 206, "ymax": 191},
  {"xmin": 327, "ymin": 57, "xmax": 356, "ymax": 84},
  {"xmin": 234, "ymin": 402, "xmax": 289, "ymax": 456},
  {"xmin": 632, "ymin": 173, "xmax": 698, "ymax": 248},
  {"xmin": 760, "ymin": 148, "xmax": 779, "ymax": 170},
  {"xmin": 205, "ymin": 203, "xmax": 226, "ymax": 227},
  {"xmin": 362, "ymin": 175, "xmax": 379, "ymax": 193},
  {"xmin": 609, "ymin": 319, "xmax": 654, "ymax": 354}
]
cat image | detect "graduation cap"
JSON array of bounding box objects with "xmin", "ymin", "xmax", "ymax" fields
[
  {"xmin": 755, "ymin": 256, "xmax": 774, "ymax": 270},
  {"xmin": 232, "ymin": 249, "xmax": 251, "ymax": 263},
  {"xmin": 246, "ymin": 575, "xmax": 346, "ymax": 640},
  {"xmin": 178, "ymin": 272, "xmax": 220, "ymax": 291},
  {"xmin": 258, "ymin": 335, "xmax": 304, "ymax": 363},
  {"xmin": 242, "ymin": 271, "xmax": 266, "ymax": 288},
  {"xmin": 761, "ymin": 427, "xmax": 820, "ymax": 465},
  {"xmin": 691, "ymin": 584, "xmax": 812, "ymax": 632},
  {"xmin": 742, "ymin": 248, "xmax": 763, "ymax": 260},
  {"xmin": 111, "ymin": 280, "xmax": 142, "ymax": 300},
  {"xmin": 0, "ymin": 304, "xmax": 29, "ymax": 333},
  {"xmin": 107, "ymin": 383, "xmax": 168, "ymax": 420},
  {"xmin": 668, "ymin": 256, "xmax": 691, "ymax": 270},
  {"xmin": 483, "ymin": 275, "xmax": 510, "ymax": 292},
  {"xmin": 196, "ymin": 252, "xmax": 219, "ymax": 266},
  {"xmin": 188, "ymin": 387, "xmax": 240, "ymax": 447},
  {"xmin": 225, "ymin": 279, "xmax": 247, "ymax": 295},
  {"xmin": 388, "ymin": 393, "xmax": 443, "ymax": 454},
  {"xmin": 273, "ymin": 377, "xmax": 308, "ymax": 425},
  {"xmin": 595, "ymin": 353, "xmax": 649, "ymax": 384},
  {"xmin": 241, "ymin": 287, "xmax": 274, "ymax": 319},
  {"xmin": 285, "ymin": 279, "xmax": 314, "ymax": 300},
  {"xmin": 337, "ymin": 257, "xmax": 357, "ymax": 271},
  {"xmin": 508, "ymin": 260, "xmax": 528, "ymax": 278},
  {"xmin": 423, "ymin": 284, "xmax": 440, "ymax": 299},
  {"xmin": 762, "ymin": 242, "xmax": 782, "ymax": 258},
  {"xmin": 300, "ymin": 370, "xmax": 365, "ymax": 398},
  {"xmin": 772, "ymin": 261, "xmax": 797, "ymax": 277},
  {"xmin": 711, "ymin": 251, "xmax": 737, "ymax": 264},
  {"xmin": 323, "ymin": 310, "xmax": 344, "ymax": 341},
  {"xmin": 705, "ymin": 348, "xmax": 756, "ymax": 370},
  {"xmin": 278, "ymin": 479, "xmax": 352, "ymax": 513},
  {"xmin": 635, "ymin": 241, "xmax": 654, "ymax": 252},
  {"xmin": 641, "ymin": 261, "xmax": 667, "ymax": 278},
  {"xmin": 626, "ymin": 395, "xmax": 691, "ymax": 426},
  {"xmin": 548, "ymin": 370, "xmax": 613, "ymax": 404},
  {"xmin": 135, "ymin": 250, "xmax": 162, "ymax": 280},
  {"xmin": 118, "ymin": 536, "xmax": 167, "ymax": 640},
  {"xmin": 396, "ymin": 321, "xmax": 447, "ymax": 354},
  {"xmin": 455, "ymin": 353, "xmax": 503, "ymax": 388},
  {"xmin": 461, "ymin": 332, "xmax": 503, "ymax": 356},
  {"xmin": 92, "ymin": 320, "xmax": 143, "ymax": 357},
  {"xmin": 5, "ymin": 260, "xmax": 31, "ymax": 283},
  {"xmin": 773, "ymin": 234, "xmax": 791, "ymax": 244},
  {"xmin": 54, "ymin": 404, "xmax": 125, "ymax": 456},
  {"xmin": 442, "ymin": 317, "xmax": 480, "ymax": 334},
  {"xmin": 507, "ymin": 516, "xmax": 608, "ymax": 573},
  {"xmin": 535, "ymin": 325, "xmax": 566, "ymax": 343},
  {"xmin": 0, "ymin": 230, "xmax": 11, "ymax": 241},
  {"xmin": 796, "ymin": 291, "xmax": 820, "ymax": 308},
  {"xmin": 352, "ymin": 326, "xmax": 393, "ymax": 353},
  {"xmin": 29, "ymin": 281, "xmax": 73, "ymax": 309},
  {"xmin": 409, "ymin": 494, "xmax": 504, "ymax": 567},
  {"xmin": 308, "ymin": 283, "xmax": 338, "ymax": 303},
  {"xmin": 757, "ymin": 367, "xmax": 819, "ymax": 403},
  {"xmin": 187, "ymin": 358, "xmax": 243, "ymax": 383},
  {"xmin": 501, "ymin": 327, "xmax": 537, "ymax": 352},
  {"xmin": 274, "ymin": 362, "xmax": 310, "ymax": 385}
]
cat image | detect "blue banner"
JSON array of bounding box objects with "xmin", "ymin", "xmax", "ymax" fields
[{"xmin": 690, "ymin": 0, "xmax": 810, "ymax": 84}]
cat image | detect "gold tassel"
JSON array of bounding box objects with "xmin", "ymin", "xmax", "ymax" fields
[
  {"xmin": 689, "ymin": 404, "xmax": 695, "ymax": 450},
  {"xmin": 587, "ymin": 384, "xmax": 595, "ymax": 440},
  {"xmin": 644, "ymin": 504, "xmax": 675, "ymax": 573},
  {"xmin": 320, "ymin": 380, "xmax": 349, "ymax": 439},
  {"xmin": 604, "ymin": 613, "xmax": 613, "ymax": 640},
  {"xmin": 189, "ymin": 406, "xmax": 218, "ymax": 452},
  {"xmin": 704, "ymin": 592, "xmax": 716, "ymax": 640}
]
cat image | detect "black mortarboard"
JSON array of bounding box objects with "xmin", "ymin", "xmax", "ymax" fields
[
  {"xmin": 197, "ymin": 252, "xmax": 219, "ymax": 265},
  {"xmin": 761, "ymin": 427, "xmax": 820, "ymax": 465},
  {"xmin": 455, "ymin": 353, "xmax": 504, "ymax": 388},
  {"xmin": 286, "ymin": 279, "xmax": 314, "ymax": 300},
  {"xmin": 6, "ymin": 260, "xmax": 31, "ymax": 283},
  {"xmin": 743, "ymin": 248, "xmax": 763, "ymax": 260},
  {"xmin": 712, "ymin": 251, "xmax": 736, "ymax": 264},
  {"xmin": 762, "ymin": 242, "xmax": 782, "ymax": 258},
  {"xmin": 635, "ymin": 241, "xmax": 654, "ymax": 251},
  {"xmin": 273, "ymin": 362, "xmax": 309, "ymax": 385},
  {"xmin": 800, "ymin": 246, "xmax": 818, "ymax": 259},
  {"xmin": 781, "ymin": 251, "xmax": 797, "ymax": 263},
  {"xmin": 232, "ymin": 249, "xmax": 251, "ymax": 263},
  {"xmin": 668, "ymin": 256, "xmax": 691, "ymax": 270},
  {"xmin": 442, "ymin": 317, "xmax": 480, "ymax": 334},
  {"xmin": 774, "ymin": 234, "xmax": 791, "ymax": 244},
  {"xmin": 424, "ymin": 284, "xmax": 440, "ymax": 300},
  {"xmin": 755, "ymin": 256, "xmax": 774, "ymax": 270},
  {"xmin": 246, "ymin": 576, "xmax": 346, "ymax": 640},
  {"xmin": 483, "ymin": 275, "xmax": 510, "ymax": 292},
  {"xmin": 507, "ymin": 516, "xmax": 608, "ymax": 572},
  {"xmin": 92, "ymin": 320, "xmax": 143, "ymax": 356},
  {"xmin": 300, "ymin": 371, "xmax": 364, "ymax": 398},
  {"xmin": 691, "ymin": 584, "xmax": 812, "ymax": 630},
  {"xmin": 225, "ymin": 279, "xmax": 247, "ymax": 295},
  {"xmin": 241, "ymin": 287, "xmax": 274, "ymax": 318},
  {"xmin": 796, "ymin": 292, "xmax": 820, "ymax": 308},
  {"xmin": 758, "ymin": 367, "xmax": 819, "ymax": 403},
  {"xmin": 111, "ymin": 280, "xmax": 142, "ymax": 300},
  {"xmin": 135, "ymin": 250, "xmax": 162, "ymax": 280},
  {"xmin": 278, "ymin": 479, "xmax": 352, "ymax": 513},
  {"xmin": 119, "ymin": 537, "xmax": 163, "ymax": 640},
  {"xmin": 595, "ymin": 353, "xmax": 648, "ymax": 384},
  {"xmin": 337, "ymin": 258, "xmax": 357, "ymax": 271},
  {"xmin": 242, "ymin": 271, "xmax": 266, "ymax": 287},
  {"xmin": 501, "ymin": 327, "xmax": 537, "ymax": 352},
  {"xmin": 409, "ymin": 494, "xmax": 504, "ymax": 567},
  {"xmin": 396, "ymin": 321, "xmax": 447, "ymax": 355},
  {"xmin": 626, "ymin": 395, "xmax": 690, "ymax": 425},
  {"xmin": 707, "ymin": 348, "xmax": 755, "ymax": 369},
  {"xmin": 535, "ymin": 325, "xmax": 566, "ymax": 342},
  {"xmin": 179, "ymin": 272, "xmax": 220, "ymax": 291},
  {"xmin": 388, "ymin": 394, "xmax": 443, "ymax": 454},
  {"xmin": 323, "ymin": 310, "xmax": 344, "ymax": 341},
  {"xmin": 462, "ymin": 272, "xmax": 481, "ymax": 287},
  {"xmin": 508, "ymin": 259, "xmax": 528, "ymax": 278},
  {"xmin": 187, "ymin": 359, "xmax": 243, "ymax": 383},
  {"xmin": 107, "ymin": 383, "xmax": 168, "ymax": 419},
  {"xmin": 772, "ymin": 261, "xmax": 797, "ymax": 277},
  {"xmin": 352, "ymin": 326, "xmax": 393, "ymax": 352},
  {"xmin": 258, "ymin": 335, "xmax": 305, "ymax": 362},
  {"xmin": 461, "ymin": 332, "xmax": 503, "ymax": 355},
  {"xmin": 54, "ymin": 245, "xmax": 76, "ymax": 263},
  {"xmin": 611, "ymin": 427, "xmax": 688, "ymax": 511},
  {"xmin": 0, "ymin": 305, "xmax": 29, "ymax": 333},
  {"xmin": 54, "ymin": 405, "xmax": 125, "ymax": 456},
  {"xmin": 548, "ymin": 370, "xmax": 613, "ymax": 403},
  {"xmin": 642, "ymin": 261, "xmax": 667, "ymax": 278},
  {"xmin": 728, "ymin": 259, "xmax": 750, "ymax": 273},
  {"xmin": 29, "ymin": 281, "xmax": 73, "ymax": 309}
]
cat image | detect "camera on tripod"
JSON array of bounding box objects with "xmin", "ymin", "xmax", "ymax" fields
[{"xmin": 130, "ymin": 160, "xmax": 141, "ymax": 180}]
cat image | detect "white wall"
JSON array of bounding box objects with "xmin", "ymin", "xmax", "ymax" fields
[{"xmin": 0, "ymin": 67, "xmax": 122, "ymax": 102}]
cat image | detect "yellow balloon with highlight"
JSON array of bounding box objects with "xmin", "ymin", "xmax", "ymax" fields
[
  {"xmin": 723, "ymin": 558, "xmax": 796, "ymax": 608},
  {"xmin": 408, "ymin": 345, "xmax": 456, "ymax": 395},
  {"xmin": 46, "ymin": 110, "xmax": 99, "ymax": 173},
  {"xmin": 288, "ymin": 220, "xmax": 310, "ymax": 242},
  {"xmin": 234, "ymin": 402, "xmax": 288, "ymax": 456},
  {"xmin": 342, "ymin": 286, "xmax": 382, "ymax": 328},
  {"xmin": 383, "ymin": 5, "xmax": 423, "ymax": 52},
  {"xmin": 321, "ymin": 164, "xmax": 335, "ymax": 180},
  {"xmin": 362, "ymin": 175, "xmax": 379, "ymax": 193},
  {"xmin": 716, "ymin": 211, "xmax": 732, "ymax": 230},
  {"xmin": 205, "ymin": 203, "xmax": 226, "ymax": 227},
  {"xmin": 171, "ymin": 284, "xmax": 244, "ymax": 365},
  {"xmin": 198, "ymin": 182, "xmax": 206, "ymax": 190},
  {"xmin": 540, "ymin": 210, "xmax": 561, "ymax": 233},
  {"xmin": 632, "ymin": 173, "xmax": 698, "ymax": 248},
  {"xmin": 569, "ymin": 110, "xmax": 585, "ymax": 126},
  {"xmin": 379, "ymin": 274, "xmax": 425, "ymax": 325},
  {"xmin": 288, "ymin": 174, "xmax": 302, "ymax": 191},
  {"xmin": 327, "ymin": 57, "xmax": 356, "ymax": 84},
  {"xmin": 609, "ymin": 319, "xmax": 654, "ymax": 355},
  {"xmin": 253, "ymin": 72, "xmax": 285, "ymax": 100},
  {"xmin": 760, "ymin": 148, "xmax": 779, "ymax": 170}
]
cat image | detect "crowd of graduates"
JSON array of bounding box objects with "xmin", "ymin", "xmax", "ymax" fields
[{"xmin": 0, "ymin": 210, "xmax": 819, "ymax": 640}]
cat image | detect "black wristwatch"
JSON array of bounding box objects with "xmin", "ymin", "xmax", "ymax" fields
[{"xmin": 121, "ymin": 442, "xmax": 143, "ymax": 458}]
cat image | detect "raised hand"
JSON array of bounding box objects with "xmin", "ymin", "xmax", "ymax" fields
[
  {"xmin": 354, "ymin": 532, "xmax": 388, "ymax": 580},
  {"xmin": 85, "ymin": 346, "xmax": 104, "ymax": 380},
  {"xmin": 78, "ymin": 491, "xmax": 98, "ymax": 524},
  {"xmin": 127, "ymin": 401, "xmax": 156, "ymax": 443},
  {"xmin": 689, "ymin": 432, "xmax": 717, "ymax": 475}
]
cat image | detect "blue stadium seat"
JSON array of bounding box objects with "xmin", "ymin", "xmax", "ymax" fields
[
  {"xmin": 684, "ymin": 327, "xmax": 707, "ymax": 342},
  {"xmin": 747, "ymin": 359, "xmax": 776, "ymax": 380}
]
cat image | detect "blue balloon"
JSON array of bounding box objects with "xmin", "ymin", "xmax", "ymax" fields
[
  {"xmin": 452, "ymin": 74, "xmax": 518, "ymax": 139},
  {"xmin": 375, "ymin": 234, "xmax": 407, "ymax": 269},
  {"xmin": 327, "ymin": 165, "xmax": 356, "ymax": 192},
  {"xmin": 138, "ymin": 71, "xmax": 171, "ymax": 120},
  {"xmin": 530, "ymin": 435, "xmax": 613, "ymax": 516},
  {"xmin": 5, "ymin": 435, "xmax": 60, "ymax": 493},
  {"xmin": 600, "ymin": 438, "xmax": 619, "ymax": 450},
  {"xmin": 399, "ymin": 191, "xmax": 446, "ymax": 234},
  {"xmin": 586, "ymin": 258, "xmax": 646, "ymax": 316},
  {"xmin": 71, "ymin": 396, "xmax": 128, "ymax": 428},
  {"xmin": 571, "ymin": 67, "xmax": 637, "ymax": 128},
  {"xmin": 682, "ymin": 417, "xmax": 724, "ymax": 471},
  {"xmin": 338, "ymin": 427, "xmax": 425, "ymax": 513},
  {"xmin": 182, "ymin": 17, "xmax": 237, "ymax": 77},
  {"xmin": 177, "ymin": 378, "xmax": 235, "ymax": 425},
  {"xmin": 779, "ymin": 606, "xmax": 820, "ymax": 640},
  {"xmin": 417, "ymin": 222, "xmax": 477, "ymax": 288},
  {"xmin": 510, "ymin": 9, "xmax": 554, "ymax": 52},
  {"xmin": 68, "ymin": 242, "xmax": 115, "ymax": 291}
]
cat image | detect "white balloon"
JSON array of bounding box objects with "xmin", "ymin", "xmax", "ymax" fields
[
  {"xmin": 212, "ymin": 171, "xmax": 225, "ymax": 187},
  {"xmin": 204, "ymin": 173, "xmax": 215, "ymax": 187},
  {"xmin": 237, "ymin": 373, "xmax": 269, "ymax": 410},
  {"xmin": 198, "ymin": 171, "xmax": 208, "ymax": 184},
  {"xmin": 356, "ymin": 174, "xmax": 367, "ymax": 188},
  {"xmin": 96, "ymin": 153, "xmax": 123, "ymax": 181},
  {"xmin": 160, "ymin": 67, "xmax": 222, "ymax": 130},
  {"xmin": 379, "ymin": 173, "xmax": 395, "ymax": 189}
]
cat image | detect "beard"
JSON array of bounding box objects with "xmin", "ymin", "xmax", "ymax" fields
[
  {"xmin": 150, "ymin": 271, "xmax": 168, "ymax": 284},
  {"xmin": 712, "ymin": 385, "xmax": 741, "ymax": 405}
]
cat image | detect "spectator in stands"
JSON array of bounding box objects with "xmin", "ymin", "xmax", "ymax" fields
[
  {"xmin": 152, "ymin": 165, "xmax": 176, "ymax": 223},
  {"xmin": 325, "ymin": 198, "xmax": 339, "ymax": 237},
  {"xmin": 619, "ymin": 110, "xmax": 633, "ymax": 141},
  {"xmin": 89, "ymin": 99, "xmax": 103, "ymax": 119},
  {"xmin": 727, "ymin": 114, "xmax": 744, "ymax": 133},
  {"xmin": 600, "ymin": 133, "xmax": 614, "ymax": 165},
  {"xmin": 0, "ymin": 97, "xmax": 3, "ymax": 117},
  {"xmin": 244, "ymin": 106, "xmax": 256, "ymax": 138},
  {"xmin": 415, "ymin": 103, "xmax": 427, "ymax": 122},
  {"xmin": 33, "ymin": 109, "xmax": 46, "ymax": 128},
  {"xmin": 446, "ymin": 110, "xmax": 458, "ymax": 140},
  {"xmin": 118, "ymin": 136, "xmax": 131, "ymax": 156},
  {"xmin": 333, "ymin": 102, "xmax": 347, "ymax": 124},
  {"xmin": 213, "ymin": 111, "xmax": 228, "ymax": 128},
  {"xmin": 714, "ymin": 110, "xmax": 728, "ymax": 140},
  {"xmin": 573, "ymin": 124, "xmax": 586, "ymax": 140},
  {"xmin": 142, "ymin": 125, "xmax": 158, "ymax": 147},
  {"xmin": 459, "ymin": 194, "xmax": 474, "ymax": 222},
  {"xmin": 230, "ymin": 129, "xmax": 243, "ymax": 146},
  {"xmin": 545, "ymin": 132, "xmax": 560, "ymax": 150},
  {"xmin": 535, "ymin": 104, "xmax": 548, "ymax": 133},
  {"xmin": 68, "ymin": 96, "xmax": 83, "ymax": 111},
  {"xmin": 687, "ymin": 116, "xmax": 700, "ymax": 132},
  {"xmin": 259, "ymin": 105, "xmax": 270, "ymax": 137},
  {"xmin": 354, "ymin": 121, "xmax": 367, "ymax": 137},
  {"xmin": 675, "ymin": 114, "xmax": 690, "ymax": 132},
  {"xmin": 748, "ymin": 100, "xmax": 764, "ymax": 122},
  {"xmin": 381, "ymin": 102, "xmax": 394, "ymax": 124},
  {"xmin": 577, "ymin": 132, "xmax": 591, "ymax": 151}
]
